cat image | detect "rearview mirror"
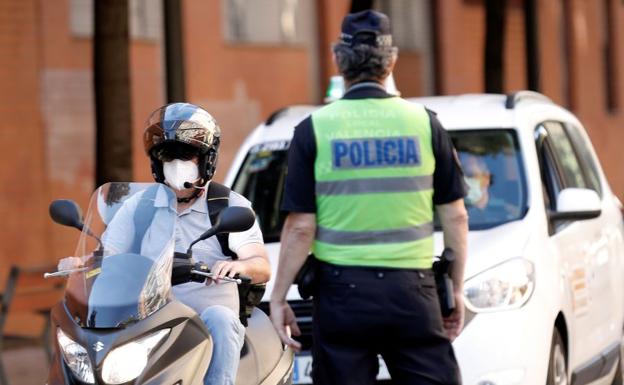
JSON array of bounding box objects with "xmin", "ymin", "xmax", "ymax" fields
[
  {"xmin": 549, "ymin": 188, "xmax": 601, "ymax": 221},
  {"xmin": 49, "ymin": 199, "xmax": 85, "ymax": 231},
  {"xmin": 187, "ymin": 206, "xmax": 256, "ymax": 254},
  {"xmin": 215, "ymin": 206, "xmax": 256, "ymax": 234}
]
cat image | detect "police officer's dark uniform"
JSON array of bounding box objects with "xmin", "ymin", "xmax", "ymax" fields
[{"xmin": 281, "ymin": 10, "xmax": 466, "ymax": 385}]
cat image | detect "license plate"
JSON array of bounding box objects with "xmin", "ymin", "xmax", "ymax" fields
[{"xmin": 293, "ymin": 353, "xmax": 391, "ymax": 384}]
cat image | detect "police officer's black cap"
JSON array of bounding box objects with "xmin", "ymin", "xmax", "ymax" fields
[{"xmin": 339, "ymin": 10, "xmax": 392, "ymax": 48}]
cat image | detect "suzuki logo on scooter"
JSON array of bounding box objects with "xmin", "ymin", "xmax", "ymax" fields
[{"xmin": 93, "ymin": 341, "xmax": 104, "ymax": 352}]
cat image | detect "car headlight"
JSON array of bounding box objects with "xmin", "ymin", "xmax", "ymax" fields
[
  {"xmin": 101, "ymin": 328, "xmax": 170, "ymax": 384},
  {"xmin": 56, "ymin": 328, "xmax": 95, "ymax": 384},
  {"xmin": 463, "ymin": 258, "xmax": 535, "ymax": 312}
]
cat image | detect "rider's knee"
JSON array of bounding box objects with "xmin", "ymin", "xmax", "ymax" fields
[{"xmin": 200, "ymin": 305, "xmax": 245, "ymax": 341}]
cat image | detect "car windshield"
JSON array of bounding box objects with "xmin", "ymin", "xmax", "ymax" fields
[
  {"xmin": 447, "ymin": 129, "xmax": 527, "ymax": 230},
  {"xmin": 232, "ymin": 141, "xmax": 290, "ymax": 242},
  {"xmin": 232, "ymin": 130, "xmax": 527, "ymax": 239},
  {"xmin": 64, "ymin": 182, "xmax": 178, "ymax": 328}
]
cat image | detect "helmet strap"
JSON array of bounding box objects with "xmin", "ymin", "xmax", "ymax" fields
[
  {"xmin": 199, "ymin": 150, "xmax": 218, "ymax": 181},
  {"xmin": 150, "ymin": 157, "xmax": 165, "ymax": 183}
]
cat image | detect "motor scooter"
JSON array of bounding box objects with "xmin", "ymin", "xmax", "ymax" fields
[{"xmin": 45, "ymin": 182, "xmax": 293, "ymax": 385}]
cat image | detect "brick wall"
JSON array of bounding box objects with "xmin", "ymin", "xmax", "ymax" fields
[
  {"xmin": 0, "ymin": 0, "xmax": 50, "ymax": 271},
  {"xmin": 1, "ymin": 0, "xmax": 624, "ymax": 313}
]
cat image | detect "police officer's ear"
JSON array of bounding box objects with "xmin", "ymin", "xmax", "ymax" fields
[
  {"xmin": 330, "ymin": 45, "xmax": 338, "ymax": 68},
  {"xmin": 382, "ymin": 53, "xmax": 398, "ymax": 83},
  {"xmin": 388, "ymin": 53, "xmax": 397, "ymax": 74}
]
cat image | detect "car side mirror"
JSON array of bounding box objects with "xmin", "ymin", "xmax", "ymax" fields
[
  {"xmin": 187, "ymin": 206, "xmax": 256, "ymax": 254},
  {"xmin": 549, "ymin": 188, "xmax": 601, "ymax": 221},
  {"xmin": 49, "ymin": 199, "xmax": 85, "ymax": 231}
]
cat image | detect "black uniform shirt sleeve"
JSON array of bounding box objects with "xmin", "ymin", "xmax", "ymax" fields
[
  {"xmin": 429, "ymin": 109, "xmax": 467, "ymax": 205},
  {"xmin": 281, "ymin": 116, "xmax": 317, "ymax": 213}
]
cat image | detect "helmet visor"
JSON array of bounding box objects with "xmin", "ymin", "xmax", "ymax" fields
[
  {"xmin": 152, "ymin": 142, "xmax": 201, "ymax": 162},
  {"xmin": 144, "ymin": 103, "xmax": 220, "ymax": 155}
]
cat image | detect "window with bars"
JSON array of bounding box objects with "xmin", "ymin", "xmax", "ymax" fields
[
  {"xmin": 374, "ymin": 0, "xmax": 436, "ymax": 95},
  {"xmin": 70, "ymin": 0, "xmax": 162, "ymax": 41},
  {"xmin": 222, "ymin": 0, "xmax": 313, "ymax": 45}
]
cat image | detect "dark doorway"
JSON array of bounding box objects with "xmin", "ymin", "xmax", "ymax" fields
[
  {"xmin": 524, "ymin": 0, "xmax": 539, "ymax": 91},
  {"xmin": 94, "ymin": 0, "xmax": 133, "ymax": 185},
  {"xmin": 351, "ymin": 0, "xmax": 374, "ymax": 13}
]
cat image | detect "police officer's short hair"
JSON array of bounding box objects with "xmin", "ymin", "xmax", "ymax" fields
[{"xmin": 333, "ymin": 43, "xmax": 398, "ymax": 83}]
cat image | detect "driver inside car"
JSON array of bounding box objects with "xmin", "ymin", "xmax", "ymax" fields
[
  {"xmin": 460, "ymin": 151, "xmax": 517, "ymax": 223},
  {"xmin": 58, "ymin": 103, "xmax": 271, "ymax": 385}
]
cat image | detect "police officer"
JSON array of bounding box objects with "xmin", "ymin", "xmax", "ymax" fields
[{"xmin": 269, "ymin": 10, "xmax": 468, "ymax": 385}]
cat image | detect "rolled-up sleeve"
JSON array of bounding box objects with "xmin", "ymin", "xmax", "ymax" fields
[{"xmin": 228, "ymin": 191, "xmax": 265, "ymax": 252}]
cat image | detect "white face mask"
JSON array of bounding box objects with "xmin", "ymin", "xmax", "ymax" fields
[
  {"xmin": 163, "ymin": 159, "xmax": 199, "ymax": 190},
  {"xmin": 464, "ymin": 177, "xmax": 483, "ymax": 205}
]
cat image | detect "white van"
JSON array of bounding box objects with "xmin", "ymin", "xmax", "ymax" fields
[{"xmin": 224, "ymin": 91, "xmax": 624, "ymax": 385}]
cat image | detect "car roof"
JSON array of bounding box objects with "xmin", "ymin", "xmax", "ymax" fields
[
  {"xmin": 408, "ymin": 94, "xmax": 515, "ymax": 129},
  {"xmin": 253, "ymin": 92, "xmax": 557, "ymax": 141}
]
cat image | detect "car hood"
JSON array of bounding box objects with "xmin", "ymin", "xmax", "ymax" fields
[
  {"xmin": 434, "ymin": 219, "xmax": 532, "ymax": 280},
  {"xmin": 263, "ymin": 219, "xmax": 532, "ymax": 301}
]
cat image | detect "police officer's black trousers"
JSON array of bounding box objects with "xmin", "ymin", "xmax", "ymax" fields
[{"xmin": 311, "ymin": 262, "xmax": 461, "ymax": 385}]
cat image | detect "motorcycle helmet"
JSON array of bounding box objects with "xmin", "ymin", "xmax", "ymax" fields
[{"xmin": 143, "ymin": 103, "xmax": 221, "ymax": 185}]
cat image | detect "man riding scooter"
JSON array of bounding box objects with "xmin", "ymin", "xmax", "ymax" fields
[{"xmin": 58, "ymin": 103, "xmax": 272, "ymax": 385}]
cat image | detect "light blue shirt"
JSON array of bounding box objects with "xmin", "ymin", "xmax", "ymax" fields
[{"xmin": 102, "ymin": 184, "xmax": 264, "ymax": 314}]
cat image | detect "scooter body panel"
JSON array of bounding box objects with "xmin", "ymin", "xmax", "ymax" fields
[{"xmin": 48, "ymin": 299, "xmax": 212, "ymax": 385}]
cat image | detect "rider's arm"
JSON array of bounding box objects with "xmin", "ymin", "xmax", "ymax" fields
[
  {"xmin": 57, "ymin": 193, "xmax": 139, "ymax": 271},
  {"xmin": 233, "ymin": 243, "xmax": 271, "ymax": 284},
  {"xmin": 209, "ymin": 242, "xmax": 270, "ymax": 284},
  {"xmin": 211, "ymin": 212, "xmax": 271, "ymax": 284},
  {"xmin": 100, "ymin": 194, "xmax": 139, "ymax": 255}
]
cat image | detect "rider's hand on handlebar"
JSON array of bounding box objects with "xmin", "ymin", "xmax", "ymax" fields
[
  {"xmin": 57, "ymin": 256, "xmax": 83, "ymax": 271},
  {"xmin": 210, "ymin": 260, "xmax": 247, "ymax": 283}
]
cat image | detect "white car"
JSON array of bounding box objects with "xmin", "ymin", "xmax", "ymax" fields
[{"xmin": 224, "ymin": 91, "xmax": 624, "ymax": 385}]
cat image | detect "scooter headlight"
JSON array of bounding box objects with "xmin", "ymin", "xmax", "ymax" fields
[
  {"xmin": 56, "ymin": 328, "xmax": 95, "ymax": 384},
  {"xmin": 463, "ymin": 258, "xmax": 535, "ymax": 312},
  {"xmin": 101, "ymin": 329, "xmax": 169, "ymax": 384}
]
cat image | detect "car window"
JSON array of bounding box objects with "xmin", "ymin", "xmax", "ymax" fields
[
  {"xmin": 231, "ymin": 142, "xmax": 289, "ymax": 243},
  {"xmin": 542, "ymin": 122, "xmax": 587, "ymax": 189},
  {"xmin": 447, "ymin": 129, "xmax": 528, "ymax": 230},
  {"xmin": 233, "ymin": 131, "xmax": 528, "ymax": 240},
  {"xmin": 565, "ymin": 123, "xmax": 603, "ymax": 197}
]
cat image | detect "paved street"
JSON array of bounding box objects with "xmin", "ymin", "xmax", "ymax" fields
[{"xmin": 2, "ymin": 347, "xmax": 48, "ymax": 385}]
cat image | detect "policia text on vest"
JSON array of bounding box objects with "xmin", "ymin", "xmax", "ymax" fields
[
  {"xmin": 332, "ymin": 136, "xmax": 421, "ymax": 169},
  {"xmin": 312, "ymin": 98, "xmax": 436, "ymax": 270}
]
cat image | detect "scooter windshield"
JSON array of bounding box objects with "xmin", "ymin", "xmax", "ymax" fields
[{"xmin": 64, "ymin": 183, "xmax": 178, "ymax": 328}]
